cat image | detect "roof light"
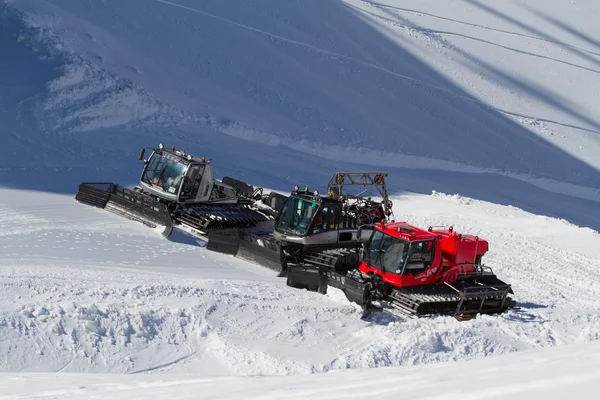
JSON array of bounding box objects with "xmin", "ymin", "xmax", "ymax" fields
[
  {"xmin": 158, "ymin": 143, "xmax": 164, "ymax": 150},
  {"xmin": 305, "ymin": 186, "xmax": 310, "ymax": 192},
  {"xmin": 201, "ymin": 157, "xmax": 206, "ymax": 162},
  {"xmin": 172, "ymin": 145, "xmax": 176, "ymax": 150},
  {"xmin": 313, "ymin": 190, "xmax": 319, "ymax": 197},
  {"xmin": 294, "ymin": 185, "xmax": 299, "ymax": 191},
  {"xmin": 187, "ymin": 154, "xmax": 192, "ymax": 161}
]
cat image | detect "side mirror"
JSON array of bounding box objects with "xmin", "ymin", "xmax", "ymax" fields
[{"xmin": 138, "ymin": 148, "xmax": 146, "ymax": 161}]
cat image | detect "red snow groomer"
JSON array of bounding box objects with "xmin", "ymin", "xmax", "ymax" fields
[{"xmin": 287, "ymin": 222, "xmax": 515, "ymax": 320}]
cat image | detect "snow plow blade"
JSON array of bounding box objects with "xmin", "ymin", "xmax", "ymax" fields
[
  {"xmin": 206, "ymin": 230, "xmax": 241, "ymax": 255},
  {"xmin": 237, "ymin": 231, "xmax": 283, "ymax": 272},
  {"xmin": 286, "ymin": 265, "xmax": 382, "ymax": 318},
  {"xmin": 207, "ymin": 230, "xmax": 283, "ymax": 273},
  {"xmin": 287, "ymin": 265, "xmax": 365, "ymax": 302},
  {"xmin": 75, "ymin": 182, "xmax": 173, "ymax": 237}
]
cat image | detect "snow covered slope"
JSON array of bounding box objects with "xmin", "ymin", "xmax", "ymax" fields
[
  {"xmin": 1, "ymin": 188, "xmax": 599, "ymax": 377},
  {"xmin": 1, "ymin": 0, "xmax": 600, "ymax": 397},
  {"xmin": 5, "ymin": 0, "xmax": 600, "ymax": 184},
  {"xmin": 2, "ymin": 1, "xmax": 599, "ymax": 214}
]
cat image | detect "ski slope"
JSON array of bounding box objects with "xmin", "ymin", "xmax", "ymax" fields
[
  {"xmin": 2, "ymin": 0, "xmax": 599, "ymax": 231},
  {"xmin": 1, "ymin": 0, "xmax": 600, "ymax": 397},
  {"xmin": 2, "ymin": 339, "xmax": 599, "ymax": 399},
  {"xmin": 1, "ymin": 189, "xmax": 600, "ymax": 377}
]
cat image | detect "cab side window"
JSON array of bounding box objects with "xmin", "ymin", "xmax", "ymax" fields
[
  {"xmin": 313, "ymin": 205, "xmax": 338, "ymax": 234},
  {"xmin": 180, "ymin": 165, "xmax": 204, "ymax": 200}
]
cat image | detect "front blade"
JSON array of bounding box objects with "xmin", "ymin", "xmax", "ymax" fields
[
  {"xmin": 76, "ymin": 182, "xmax": 173, "ymax": 238},
  {"xmin": 237, "ymin": 231, "xmax": 283, "ymax": 272}
]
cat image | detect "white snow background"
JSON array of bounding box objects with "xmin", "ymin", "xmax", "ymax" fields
[{"xmin": 1, "ymin": 0, "xmax": 600, "ymax": 398}]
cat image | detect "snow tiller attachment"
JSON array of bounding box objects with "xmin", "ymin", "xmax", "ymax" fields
[
  {"xmin": 207, "ymin": 172, "xmax": 394, "ymax": 275},
  {"xmin": 76, "ymin": 182, "xmax": 174, "ymax": 237},
  {"xmin": 286, "ymin": 222, "xmax": 515, "ymax": 320},
  {"xmin": 76, "ymin": 144, "xmax": 284, "ymax": 240}
]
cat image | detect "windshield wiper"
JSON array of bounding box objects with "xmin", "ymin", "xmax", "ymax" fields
[{"xmin": 157, "ymin": 163, "xmax": 171, "ymax": 183}]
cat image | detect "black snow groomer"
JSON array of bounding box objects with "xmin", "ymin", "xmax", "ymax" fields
[
  {"xmin": 75, "ymin": 144, "xmax": 286, "ymax": 239},
  {"xmin": 208, "ymin": 172, "xmax": 394, "ymax": 276}
]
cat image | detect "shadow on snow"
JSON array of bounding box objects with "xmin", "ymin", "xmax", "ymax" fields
[{"xmin": 0, "ymin": 1, "xmax": 599, "ymax": 232}]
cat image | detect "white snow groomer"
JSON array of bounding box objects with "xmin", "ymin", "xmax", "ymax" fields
[
  {"xmin": 75, "ymin": 144, "xmax": 286, "ymax": 238},
  {"xmin": 208, "ymin": 172, "xmax": 394, "ymax": 275}
]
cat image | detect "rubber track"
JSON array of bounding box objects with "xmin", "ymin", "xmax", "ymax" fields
[
  {"xmin": 388, "ymin": 282, "xmax": 513, "ymax": 317},
  {"xmin": 177, "ymin": 204, "xmax": 271, "ymax": 233}
]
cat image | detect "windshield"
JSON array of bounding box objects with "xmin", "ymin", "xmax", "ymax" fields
[
  {"xmin": 142, "ymin": 152, "xmax": 187, "ymax": 194},
  {"xmin": 365, "ymin": 230, "xmax": 436, "ymax": 274},
  {"xmin": 276, "ymin": 196, "xmax": 319, "ymax": 236},
  {"xmin": 365, "ymin": 230, "xmax": 409, "ymax": 274}
]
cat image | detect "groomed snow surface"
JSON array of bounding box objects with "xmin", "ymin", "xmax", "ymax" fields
[
  {"xmin": 1, "ymin": 189, "xmax": 600, "ymax": 398},
  {"xmin": 1, "ymin": 0, "xmax": 600, "ymax": 398}
]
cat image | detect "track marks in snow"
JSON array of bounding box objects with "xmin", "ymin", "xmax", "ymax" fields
[
  {"xmin": 361, "ymin": 0, "xmax": 600, "ymax": 57},
  {"xmin": 2, "ymin": 190, "xmax": 600, "ymax": 376},
  {"xmin": 354, "ymin": 0, "xmax": 600, "ymax": 136},
  {"xmin": 0, "ymin": 205, "xmax": 50, "ymax": 237},
  {"xmin": 150, "ymin": 0, "xmax": 591, "ymax": 137}
]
